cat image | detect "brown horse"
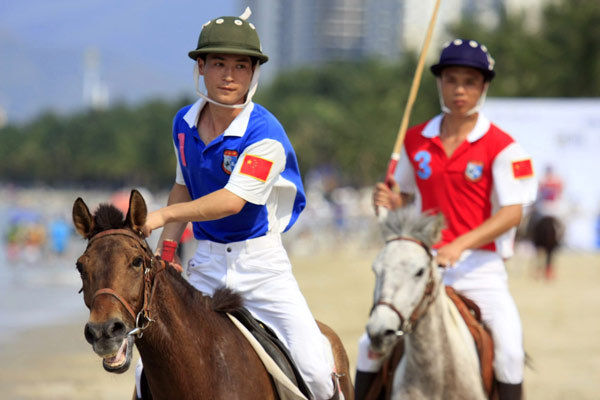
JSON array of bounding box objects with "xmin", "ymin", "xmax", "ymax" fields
[
  {"xmin": 526, "ymin": 210, "xmax": 564, "ymax": 280},
  {"xmin": 72, "ymin": 189, "xmax": 353, "ymax": 400}
]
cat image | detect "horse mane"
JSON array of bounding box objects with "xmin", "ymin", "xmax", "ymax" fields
[
  {"xmin": 163, "ymin": 267, "xmax": 244, "ymax": 314},
  {"xmin": 211, "ymin": 287, "xmax": 244, "ymax": 313},
  {"xmin": 91, "ymin": 203, "xmax": 126, "ymax": 235},
  {"xmin": 161, "ymin": 266, "xmax": 211, "ymax": 307},
  {"xmin": 380, "ymin": 206, "xmax": 444, "ymax": 248}
]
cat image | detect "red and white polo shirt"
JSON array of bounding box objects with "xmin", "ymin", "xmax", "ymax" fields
[{"xmin": 395, "ymin": 113, "xmax": 537, "ymax": 258}]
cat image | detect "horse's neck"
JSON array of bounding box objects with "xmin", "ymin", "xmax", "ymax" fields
[
  {"xmin": 135, "ymin": 272, "xmax": 219, "ymax": 386},
  {"xmin": 405, "ymin": 283, "xmax": 452, "ymax": 365},
  {"xmin": 399, "ymin": 283, "xmax": 483, "ymax": 396},
  {"xmin": 132, "ymin": 272, "xmax": 276, "ymax": 399},
  {"xmin": 140, "ymin": 271, "xmax": 216, "ymax": 344}
]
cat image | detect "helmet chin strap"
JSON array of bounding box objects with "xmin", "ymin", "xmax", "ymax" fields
[
  {"xmin": 193, "ymin": 62, "xmax": 261, "ymax": 109},
  {"xmin": 436, "ymin": 78, "xmax": 489, "ymax": 116}
]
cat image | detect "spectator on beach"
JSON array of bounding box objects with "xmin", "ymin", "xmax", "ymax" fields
[{"xmin": 535, "ymin": 165, "xmax": 566, "ymax": 219}]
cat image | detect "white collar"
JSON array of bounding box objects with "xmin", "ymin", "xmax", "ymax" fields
[
  {"xmin": 182, "ymin": 99, "xmax": 255, "ymax": 137},
  {"xmin": 422, "ymin": 113, "xmax": 491, "ymax": 143}
]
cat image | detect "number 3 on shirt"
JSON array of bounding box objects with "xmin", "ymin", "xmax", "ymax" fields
[{"xmin": 414, "ymin": 150, "xmax": 432, "ymax": 179}]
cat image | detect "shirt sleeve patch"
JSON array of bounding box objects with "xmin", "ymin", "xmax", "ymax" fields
[
  {"xmin": 177, "ymin": 133, "xmax": 187, "ymax": 167},
  {"xmin": 511, "ymin": 159, "xmax": 533, "ymax": 179},
  {"xmin": 239, "ymin": 154, "xmax": 273, "ymax": 182}
]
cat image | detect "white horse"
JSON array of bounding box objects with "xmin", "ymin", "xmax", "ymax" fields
[{"xmin": 366, "ymin": 208, "xmax": 487, "ymax": 400}]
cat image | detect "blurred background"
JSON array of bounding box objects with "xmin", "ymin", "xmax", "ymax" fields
[{"xmin": 1, "ymin": 0, "xmax": 599, "ymax": 399}]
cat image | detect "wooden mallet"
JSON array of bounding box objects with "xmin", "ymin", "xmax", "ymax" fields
[{"xmin": 385, "ymin": 0, "xmax": 442, "ymax": 189}]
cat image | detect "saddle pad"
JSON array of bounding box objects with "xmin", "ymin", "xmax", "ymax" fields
[
  {"xmin": 228, "ymin": 307, "xmax": 312, "ymax": 397},
  {"xmin": 227, "ymin": 313, "xmax": 308, "ymax": 400},
  {"xmin": 445, "ymin": 286, "xmax": 496, "ymax": 398}
]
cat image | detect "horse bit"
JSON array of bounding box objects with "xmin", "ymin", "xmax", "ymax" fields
[
  {"xmin": 85, "ymin": 228, "xmax": 167, "ymax": 339},
  {"xmin": 371, "ymin": 236, "xmax": 438, "ymax": 336}
]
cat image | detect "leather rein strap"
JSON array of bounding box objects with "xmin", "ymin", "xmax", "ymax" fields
[
  {"xmin": 92, "ymin": 288, "xmax": 138, "ymax": 322},
  {"xmin": 372, "ymin": 236, "xmax": 437, "ymax": 335},
  {"xmin": 87, "ymin": 228, "xmax": 167, "ymax": 338}
]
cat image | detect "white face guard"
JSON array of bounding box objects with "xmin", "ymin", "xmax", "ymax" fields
[{"xmin": 436, "ymin": 78, "xmax": 489, "ymax": 116}]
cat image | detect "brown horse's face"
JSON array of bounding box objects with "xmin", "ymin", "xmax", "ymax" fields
[{"xmin": 72, "ymin": 190, "xmax": 148, "ymax": 374}]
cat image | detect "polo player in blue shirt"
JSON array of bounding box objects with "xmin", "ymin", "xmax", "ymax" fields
[{"xmin": 139, "ymin": 9, "xmax": 338, "ymax": 400}]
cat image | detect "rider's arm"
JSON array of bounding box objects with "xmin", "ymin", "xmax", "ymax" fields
[
  {"xmin": 373, "ymin": 182, "xmax": 414, "ymax": 212},
  {"xmin": 435, "ymin": 204, "xmax": 522, "ymax": 266},
  {"xmin": 144, "ymin": 187, "xmax": 246, "ymax": 238},
  {"xmin": 436, "ymin": 141, "xmax": 537, "ymax": 266},
  {"xmin": 374, "ymin": 147, "xmax": 417, "ymax": 212},
  {"xmin": 154, "ymin": 183, "xmax": 191, "ymax": 250}
]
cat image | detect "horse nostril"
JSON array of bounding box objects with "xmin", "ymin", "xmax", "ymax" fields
[
  {"xmin": 107, "ymin": 320, "xmax": 126, "ymax": 337},
  {"xmin": 384, "ymin": 329, "xmax": 397, "ymax": 337},
  {"xmin": 370, "ymin": 335, "xmax": 387, "ymax": 350},
  {"xmin": 85, "ymin": 323, "xmax": 101, "ymax": 344}
]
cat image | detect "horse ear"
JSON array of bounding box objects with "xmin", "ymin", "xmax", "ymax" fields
[
  {"xmin": 376, "ymin": 206, "xmax": 393, "ymax": 240},
  {"xmin": 125, "ymin": 189, "xmax": 147, "ymax": 232},
  {"xmin": 73, "ymin": 197, "xmax": 94, "ymax": 239},
  {"xmin": 421, "ymin": 213, "xmax": 445, "ymax": 248},
  {"xmin": 377, "ymin": 206, "xmax": 389, "ymax": 225}
]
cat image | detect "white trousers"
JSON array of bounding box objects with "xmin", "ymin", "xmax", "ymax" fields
[
  {"xmin": 138, "ymin": 234, "xmax": 334, "ymax": 399},
  {"xmin": 356, "ymin": 250, "xmax": 524, "ymax": 384}
]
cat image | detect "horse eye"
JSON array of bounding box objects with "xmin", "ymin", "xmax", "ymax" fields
[
  {"xmin": 132, "ymin": 256, "xmax": 144, "ymax": 268},
  {"xmin": 415, "ymin": 268, "xmax": 425, "ymax": 277},
  {"xmin": 76, "ymin": 262, "xmax": 85, "ymax": 277}
]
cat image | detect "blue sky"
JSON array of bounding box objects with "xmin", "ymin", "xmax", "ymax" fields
[{"xmin": 0, "ymin": 0, "xmax": 239, "ymax": 121}]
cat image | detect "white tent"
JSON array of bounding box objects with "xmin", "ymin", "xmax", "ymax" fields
[{"xmin": 484, "ymin": 98, "xmax": 600, "ymax": 250}]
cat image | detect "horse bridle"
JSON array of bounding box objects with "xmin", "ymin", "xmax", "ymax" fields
[
  {"xmin": 86, "ymin": 228, "xmax": 167, "ymax": 339},
  {"xmin": 371, "ymin": 236, "xmax": 438, "ymax": 336}
]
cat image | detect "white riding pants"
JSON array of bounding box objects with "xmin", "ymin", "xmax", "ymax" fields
[
  {"xmin": 356, "ymin": 250, "xmax": 524, "ymax": 384},
  {"xmin": 177, "ymin": 234, "xmax": 333, "ymax": 399}
]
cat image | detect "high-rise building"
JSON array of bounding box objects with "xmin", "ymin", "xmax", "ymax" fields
[
  {"xmin": 244, "ymin": 0, "xmax": 407, "ymax": 79},
  {"xmin": 504, "ymin": 0, "xmax": 554, "ymax": 31},
  {"xmin": 0, "ymin": 105, "xmax": 7, "ymax": 128},
  {"xmin": 83, "ymin": 47, "xmax": 109, "ymax": 110},
  {"xmin": 241, "ymin": 0, "xmax": 552, "ymax": 77},
  {"xmin": 363, "ymin": 0, "xmax": 405, "ymax": 58},
  {"xmin": 402, "ymin": 0, "xmax": 462, "ymax": 54}
]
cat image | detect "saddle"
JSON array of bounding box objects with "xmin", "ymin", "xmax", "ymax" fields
[
  {"xmin": 228, "ymin": 307, "xmax": 312, "ymax": 399},
  {"xmin": 366, "ymin": 286, "xmax": 496, "ymax": 400},
  {"xmin": 135, "ymin": 305, "xmax": 313, "ymax": 400}
]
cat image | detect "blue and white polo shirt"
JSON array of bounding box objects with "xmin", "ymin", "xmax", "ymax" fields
[{"xmin": 172, "ymin": 99, "xmax": 306, "ymax": 243}]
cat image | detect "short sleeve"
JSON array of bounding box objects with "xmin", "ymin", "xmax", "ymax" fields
[
  {"xmin": 492, "ymin": 142, "xmax": 537, "ymax": 206},
  {"xmin": 394, "ymin": 147, "xmax": 417, "ymax": 194},
  {"xmin": 225, "ymin": 139, "xmax": 286, "ymax": 205}
]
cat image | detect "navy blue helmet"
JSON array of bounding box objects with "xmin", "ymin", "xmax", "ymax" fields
[{"xmin": 430, "ymin": 39, "xmax": 495, "ymax": 81}]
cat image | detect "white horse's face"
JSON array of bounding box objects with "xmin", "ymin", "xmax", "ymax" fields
[{"xmin": 367, "ymin": 238, "xmax": 433, "ymax": 355}]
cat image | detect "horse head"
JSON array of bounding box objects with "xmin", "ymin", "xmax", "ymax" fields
[
  {"xmin": 367, "ymin": 207, "xmax": 444, "ymax": 356},
  {"xmin": 73, "ymin": 189, "xmax": 151, "ymax": 373}
]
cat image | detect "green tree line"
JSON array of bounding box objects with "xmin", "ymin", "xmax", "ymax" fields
[{"xmin": 0, "ymin": 0, "xmax": 598, "ymax": 190}]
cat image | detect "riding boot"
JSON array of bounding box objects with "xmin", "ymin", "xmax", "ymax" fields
[
  {"xmin": 136, "ymin": 369, "xmax": 153, "ymax": 400},
  {"xmin": 497, "ymin": 382, "xmax": 523, "ymax": 400},
  {"xmin": 354, "ymin": 371, "xmax": 378, "ymax": 400}
]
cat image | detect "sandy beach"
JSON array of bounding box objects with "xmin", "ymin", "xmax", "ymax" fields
[{"xmin": 1, "ymin": 244, "xmax": 599, "ymax": 399}]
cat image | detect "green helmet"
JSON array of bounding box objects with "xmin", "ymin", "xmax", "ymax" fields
[{"xmin": 188, "ymin": 16, "xmax": 268, "ymax": 64}]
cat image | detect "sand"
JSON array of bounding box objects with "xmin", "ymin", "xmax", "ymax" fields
[{"xmin": 1, "ymin": 246, "xmax": 599, "ymax": 399}]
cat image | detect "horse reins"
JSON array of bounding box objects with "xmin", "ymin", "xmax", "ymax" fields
[
  {"xmin": 87, "ymin": 228, "xmax": 168, "ymax": 338},
  {"xmin": 371, "ymin": 236, "xmax": 438, "ymax": 336}
]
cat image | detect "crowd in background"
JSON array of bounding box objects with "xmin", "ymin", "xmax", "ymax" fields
[{"xmin": 3, "ymin": 164, "xmax": 600, "ymax": 268}]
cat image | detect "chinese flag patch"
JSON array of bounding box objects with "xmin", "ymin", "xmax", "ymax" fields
[
  {"xmin": 239, "ymin": 154, "xmax": 273, "ymax": 182},
  {"xmin": 511, "ymin": 159, "xmax": 533, "ymax": 179}
]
